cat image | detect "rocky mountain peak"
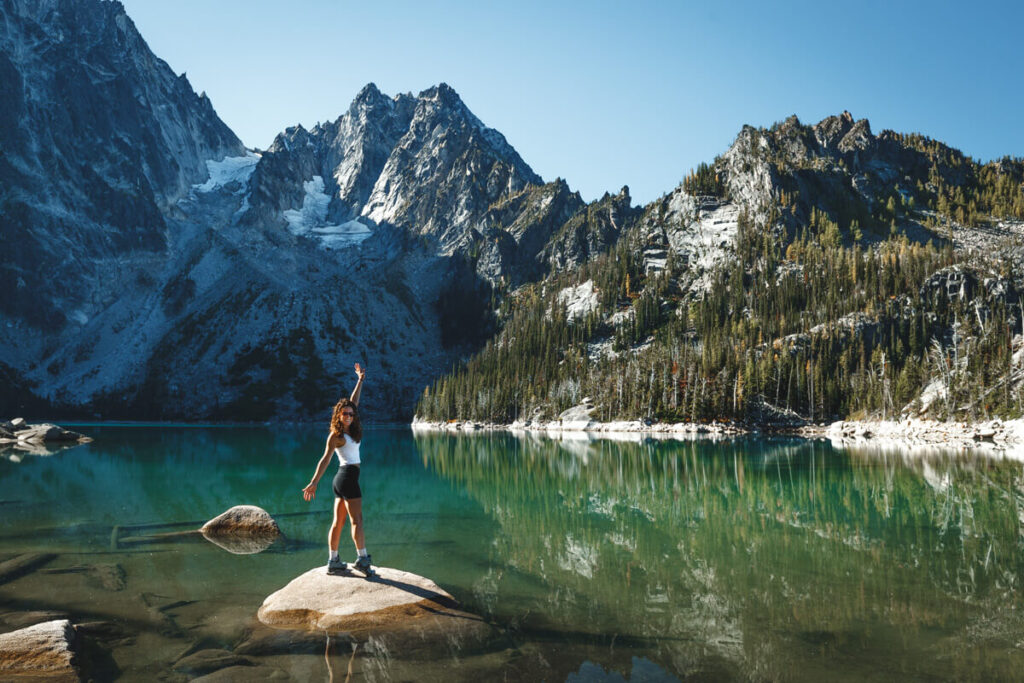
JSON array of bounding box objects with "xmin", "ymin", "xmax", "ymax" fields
[
  {"xmin": 813, "ymin": 110, "xmax": 856, "ymax": 149},
  {"xmin": 418, "ymin": 81, "xmax": 462, "ymax": 105},
  {"xmin": 354, "ymin": 81, "xmax": 383, "ymax": 102},
  {"xmin": 838, "ymin": 117, "xmax": 873, "ymax": 152}
]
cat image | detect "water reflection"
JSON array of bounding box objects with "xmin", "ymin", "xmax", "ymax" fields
[
  {"xmin": 414, "ymin": 431, "xmax": 1024, "ymax": 682},
  {"xmin": 0, "ymin": 440, "xmax": 85, "ymax": 461},
  {"xmin": 2, "ymin": 426, "xmax": 1023, "ymax": 681}
]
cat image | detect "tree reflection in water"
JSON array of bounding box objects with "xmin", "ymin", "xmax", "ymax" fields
[{"xmin": 415, "ymin": 431, "xmax": 1024, "ymax": 681}]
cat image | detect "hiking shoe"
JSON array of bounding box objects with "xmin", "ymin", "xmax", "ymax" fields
[
  {"xmin": 353, "ymin": 554, "xmax": 374, "ymax": 575},
  {"xmin": 327, "ymin": 557, "xmax": 348, "ymax": 574}
]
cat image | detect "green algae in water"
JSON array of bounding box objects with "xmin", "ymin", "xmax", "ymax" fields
[{"xmin": 1, "ymin": 426, "xmax": 1023, "ymax": 681}]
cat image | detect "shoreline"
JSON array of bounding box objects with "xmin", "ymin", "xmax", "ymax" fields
[
  {"xmin": 411, "ymin": 416, "xmax": 748, "ymax": 440},
  {"xmin": 411, "ymin": 415, "xmax": 1024, "ymax": 454}
]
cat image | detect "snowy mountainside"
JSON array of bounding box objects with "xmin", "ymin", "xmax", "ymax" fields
[
  {"xmin": 0, "ymin": 0, "xmax": 636, "ymax": 420},
  {"xmin": 0, "ymin": 0, "xmax": 243, "ymax": 329},
  {"xmin": 7, "ymin": 0, "xmax": 1023, "ymax": 424}
]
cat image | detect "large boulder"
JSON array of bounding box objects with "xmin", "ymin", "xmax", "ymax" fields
[
  {"xmin": 200, "ymin": 505, "xmax": 281, "ymax": 554},
  {"xmin": 258, "ymin": 566, "xmax": 501, "ymax": 654},
  {"xmin": 0, "ymin": 619, "xmax": 79, "ymax": 681},
  {"xmin": 13, "ymin": 423, "xmax": 90, "ymax": 444},
  {"xmin": 200, "ymin": 505, "xmax": 281, "ymax": 537}
]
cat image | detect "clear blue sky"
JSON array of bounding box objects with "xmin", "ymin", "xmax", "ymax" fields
[{"xmin": 120, "ymin": 0, "xmax": 1023, "ymax": 206}]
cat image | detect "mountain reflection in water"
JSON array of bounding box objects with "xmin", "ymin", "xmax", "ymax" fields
[
  {"xmin": 1, "ymin": 426, "xmax": 1023, "ymax": 681},
  {"xmin": 414, "ymin": 431, "xmax": 1024, "ymax": 682}
]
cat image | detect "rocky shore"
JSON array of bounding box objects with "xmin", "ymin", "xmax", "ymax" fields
[
  {"xmin": 812, "ymin": 417, "xmax": 1024, "ymax": 457},
  {"xmin": 413, "ymin": 410, "xmax": 1024, "ymax": 457},
  {"xmin": 0, "ymin": 419, "xmax": 91, "ymax": 460},
  {"xmin": 411, "ymin": 416, "xmax": 745, "ymax": 439}
]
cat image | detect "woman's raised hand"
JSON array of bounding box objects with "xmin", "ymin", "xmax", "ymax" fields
[
  {"xmin": 302, "ymin": 482, "xmax": 317, "ymax": 501},
  {"xmin": 354, "ymin": 362, "xmax": 366, "ymax": 381}
]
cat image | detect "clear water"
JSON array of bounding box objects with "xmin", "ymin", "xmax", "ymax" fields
[{"xmin": 2, "ymin": 426, "xmax": 1024, "ymax": 681}]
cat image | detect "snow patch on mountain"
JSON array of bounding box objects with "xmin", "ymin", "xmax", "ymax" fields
[
  {"xmin": 194, "ymin": 152, "xmax": 260, "ymax": 193},
  {"xmin": 284, "ymin": 176, "xmax": 373, "ymax": 249},
  {"xmin": 311, "ymin": 220, "xmax": 373, "ymax": 249}
]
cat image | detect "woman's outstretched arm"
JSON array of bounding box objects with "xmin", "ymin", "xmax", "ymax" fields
[
  {"xmin": 302, "ymin": 432, "xmax": 338, "ymax": 501},
  {"xmin": 350, "ymin": 362, "xmax": 366, "ymax": 406}
]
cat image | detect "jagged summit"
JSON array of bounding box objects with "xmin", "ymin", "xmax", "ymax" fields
[{"xmin": 243, "ymin": 82, "xmax": 541, "ymax": 251}]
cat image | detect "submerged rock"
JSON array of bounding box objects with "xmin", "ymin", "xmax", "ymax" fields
[
  {"xmin": 191, "ymin": 664, "xmax": 287, "ymax": 682},
  {"xmin": 258, "ymin": 566, "xmax": 500, "ymax": 653},
  {"xmin": 200, "ymin": 505, "xmax": 281, "ymax": 544},
  {"xmin": 0, "ymin": 619, "xmax": 79, "ymax": 681},
  {"xmin": 0, "ymin": 610, "xmax": 70, "ymax": 629},
  {"xmin": 173, "ymin": 648, "xmax": 253, "ymax": 677},
  {"xmin": 0, "ymin": 552, "xmax": 56, "ymax": 585}
]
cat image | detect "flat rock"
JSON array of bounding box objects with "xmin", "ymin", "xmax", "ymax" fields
[
  {"xmin": 0, "ymin": 619, "xmax": 79, "ymax": 681},
  {"xmin": 200, "ymin": 505, "xmax": 281, "ymax": 543},
  {"xmin": 258, "ymin": 566, "xmax": 500, "ymax": 653}
]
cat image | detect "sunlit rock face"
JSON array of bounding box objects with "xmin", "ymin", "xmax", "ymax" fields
[
  {"xmin": 0, "ymin": 0, "xmax": 243, "ymax": 329},
  {"xmin": 0, "ymin": 0, "xmax": 573, "ymax": 421},
  {"xmin": 18, "ymin": 1, "xmax": 1002, "ymax": 424},
  {"xmin": 1, "ymin": 0, "xmax": 643, "ymax": 423}
]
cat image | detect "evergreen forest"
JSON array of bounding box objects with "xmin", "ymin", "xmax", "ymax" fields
[{"xmin": 417, "ymin": 120, "xmax": 1024, "ymax": 426}]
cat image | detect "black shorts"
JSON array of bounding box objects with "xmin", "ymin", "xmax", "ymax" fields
[{"xmin": 332, "ymin": 465, "xmax": 361, "ymax": 500}]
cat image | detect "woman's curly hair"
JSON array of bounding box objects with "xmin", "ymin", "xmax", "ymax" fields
[{"xmin": 329, "ymin": 398, "xmax": 362, "ymax": 443}]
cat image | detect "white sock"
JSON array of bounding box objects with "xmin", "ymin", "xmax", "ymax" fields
[
  {"xmin": 357, "ymin": 548, "xmax": 368, "ymax": 557},
  {"xmin": 330, "ymin": 550, "xmax": 339, "ymax": 561}
]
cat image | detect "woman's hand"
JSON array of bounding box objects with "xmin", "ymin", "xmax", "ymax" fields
[
  {"xmin": 354, "ymin": 362, "xmax": 366, "ymax": 381},
  {"xmin": 302, "ymin": 482, "xmax": 318, "ymax": 501}
]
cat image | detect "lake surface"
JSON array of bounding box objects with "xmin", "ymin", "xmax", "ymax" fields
[{"xmin": 2, "ymin": 426, "xmax": 1024, "ymax": 681}]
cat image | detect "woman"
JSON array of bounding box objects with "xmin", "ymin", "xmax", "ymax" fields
[{"xmin": 302, "ymin": 363, "xmax": 373, "ymax": 576}]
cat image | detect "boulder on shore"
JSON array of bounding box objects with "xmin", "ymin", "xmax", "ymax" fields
[
  {"xmin": 0, "ymin": 619, "xmax": 79, "ymax": 681},
  {"xmin": 200, "ymin": 505, "xmax": 281, "ymax": 554},
  {"xmin": 258, "ymin": 566, "xmax": 500, "ymax": 654},
  {"xmin": 4, "ymin": 419, "xmax": 91, "ymax": 444}
]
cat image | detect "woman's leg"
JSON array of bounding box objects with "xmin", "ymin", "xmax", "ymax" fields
[
  {"xmin": 343, "ymin": 497, "xmax": 364, "ymax": 550},
  {"xmin": 329, "ymin": 497, "xmax": 348, "ymax": 552}
]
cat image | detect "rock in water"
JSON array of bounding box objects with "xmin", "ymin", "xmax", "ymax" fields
[
  {"xmin": 258, "ymin": 566, "xmax": 499, "ymax": 653},
  {"xmin": 13, "ymin": 423, "xmax": 90, "ymax": 444},
  {"xmin": 0, "ymin": 619, "xmax": 79, "ymax": 681},
  {"xmin": 201, "ymin": 505, "xmax": 280, "ymax": 536},
  {"xmin": 200, "ymin": 505, "xmax": 281, "ymax": 554}
]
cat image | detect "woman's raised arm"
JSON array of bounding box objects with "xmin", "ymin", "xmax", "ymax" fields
[{"xmin": 350, "ymin": 362, "xmax": 366, "ymax": 406}]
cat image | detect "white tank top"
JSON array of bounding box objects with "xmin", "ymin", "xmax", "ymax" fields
[{"xmin": 334, "ymin": 434, "xmax": 361, "ymax": 466}]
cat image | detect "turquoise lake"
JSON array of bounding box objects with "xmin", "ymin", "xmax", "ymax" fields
[{"xmin": 2, "ymin": 426, "xmax": 1024, "ymax": 681}]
